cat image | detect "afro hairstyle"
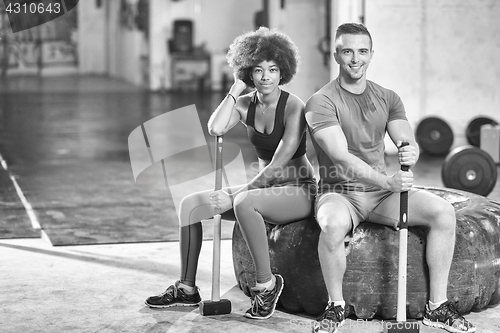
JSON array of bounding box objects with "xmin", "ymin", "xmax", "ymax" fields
[{"xmin": 226, "ymin": 27, "xmax": 300, "ymax": 88}]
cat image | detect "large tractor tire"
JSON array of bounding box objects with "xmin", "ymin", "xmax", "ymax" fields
[{"xmin": 232, "ymin": 187, "xmax": 500, "ymax": 319}]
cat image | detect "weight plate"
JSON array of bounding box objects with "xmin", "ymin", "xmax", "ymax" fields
[
  {"xmin": 416, "ymin": 117, "xmax": 454, "ymax": 156},
  {"xmin": 466, "ymin": 116, "xmax": 498, "ymax": 147},
  {"xmin": 442, "ymin": 146, "xmax": 497, "ymax": 196}
]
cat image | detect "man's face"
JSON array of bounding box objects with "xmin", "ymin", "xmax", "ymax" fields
[{"xmin": 334, "ymin": 34, "xmax": 373, "ymax": 82}]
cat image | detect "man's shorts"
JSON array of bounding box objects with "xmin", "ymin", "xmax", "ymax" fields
[{"xmin": 315, "ymin": 187, "xmax": 421, "ymax": 230}]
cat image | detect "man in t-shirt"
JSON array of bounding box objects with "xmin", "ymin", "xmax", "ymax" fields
[{"xmin": 305, "ymin": 23, "xmax": 475, "ymax": 333}]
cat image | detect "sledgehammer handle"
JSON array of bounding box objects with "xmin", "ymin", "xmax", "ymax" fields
[
  {"xmin": 397, "ymin": 142, "xmax": 410, "ymax": 322},
  {"xmin": 211, "ymin": 136, "xmax": 224, "ymax": 302},
  {"xmin": 214, "ymin": 136, "xmax": 223, "ymax": 193}
]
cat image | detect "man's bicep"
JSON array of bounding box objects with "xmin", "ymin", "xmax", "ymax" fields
[
  {"xmin": 305, "ymin": 95, "xmax": 339, "ymax": 134},
  {"xmin": 312, "ymin": 126, "xmax": 349, "ymax": 160}
]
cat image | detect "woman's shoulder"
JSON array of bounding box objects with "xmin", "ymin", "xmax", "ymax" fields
[
  {"xmin": 237, "ymin": 90, "xmax": 256, "ymax": 102},
  {"xmin": 235, "ymin": 90, "xmax": 256, "ymax": 110},
  {"xmin": 282, "ymin": 90, "xmax": 305, "ymax": 114}
]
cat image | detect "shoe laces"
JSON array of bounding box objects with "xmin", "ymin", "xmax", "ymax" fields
[
  {"xmin": 249, "ymin": 286, "xmax": 275, "ymax": 313},
  {"xmin": 436, "ymin": 302, "xmax": 463, "ymax": 321},
  {"xmin": 159, "ymin": 284, "xmax": 177, "ymax": 301},
  {"xmin": 250, "ymin": 292, "xmax": 265, "ymax": 313},
  {"xmin": 317, "ymin": 303, "xmax": 344, "ymax": 322},
  {"xmin": 439, "ymin": 302, "xmax": 473, "ymax": 329}
]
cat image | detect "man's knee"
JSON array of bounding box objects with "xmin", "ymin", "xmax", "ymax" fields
[
  {"xmin": 427, "ymin": 198, "xmax": 456, "ymax": 231},
  {"xmin": 316, "ymin": 210, "xmax": 352, "ymax": 243}
]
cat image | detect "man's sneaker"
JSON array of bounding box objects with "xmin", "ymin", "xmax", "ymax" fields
[
  {"xmin": 145, "ymin": 281, "xmax": 201, "ymax": 308},
  {"xmin": 312, "ymin": 302, "xmax": 346, "ymax": 333},
  {"xmin": 423, "ymin": 301, "xmax": 476, "ymax": 332},
  {"xmin": 244, "ymin": 274, "xmax": 284, "ymax": 319}
]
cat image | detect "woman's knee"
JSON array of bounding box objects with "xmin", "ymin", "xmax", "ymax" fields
[
  {"xmin": 179, "ymin": 192, "xmax": 210, "ymax": 225},
  {"xmin": 233, "ymin": 192, "xmax": 256, "ymax": 216},
  {"xmin": 180, "ymin": 192, "xmax": 204, "ymax": 212}
]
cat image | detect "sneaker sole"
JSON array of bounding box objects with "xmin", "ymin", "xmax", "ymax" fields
[
  {"xmin": 244, "ymin": 275, "xmax": 284, "ymax": 320},
  {"xmin": 423, "ymin": 318, "xmax": 476, "ymax": 333},
  {"xmin": 145, "ymin": 301, "xmax": 200, "ymax": 309}
]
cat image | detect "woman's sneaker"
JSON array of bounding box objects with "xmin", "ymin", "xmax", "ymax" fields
[
  {"xmin": 312, "ymin": 302, "xmax": 345, "ymax": 333},
  {"xmin": 244, "ymin": 274, "xmax": 284, "ymax": 319},
  {"xmin": 423, "ymin": 301, "xmax": 476, "ymax": 332},
  {"xmin": 145, "ymin": 281, "xmax": 201, "ymax": 308}
]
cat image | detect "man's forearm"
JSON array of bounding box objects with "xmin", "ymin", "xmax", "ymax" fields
[{"xmin": 333, "ymin": 153, "xmax": 390, "ymax": 189}]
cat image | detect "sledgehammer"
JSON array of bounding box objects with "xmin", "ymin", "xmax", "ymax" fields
[
  {"xmin": 383, "ymin": 142, "xmax": 420, "ymax": 333},
  {"xmin": 199, "ymin": 136, "xmax": 232, "ymax": 316}
]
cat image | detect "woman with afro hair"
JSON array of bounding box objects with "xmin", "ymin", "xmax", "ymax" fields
[{"xmin": 145, "ymin": 27, "xmax": 316, "ymax": 320}]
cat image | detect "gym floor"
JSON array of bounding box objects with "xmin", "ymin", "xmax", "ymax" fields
[{"xmin": 0, "ymin": 76, "xmax": 499, "ymax": 333}]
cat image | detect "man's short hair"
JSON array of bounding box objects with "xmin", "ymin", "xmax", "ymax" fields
[{"xmin": 335, "ymin": 23, "xmax": 373, "ymax": 51}]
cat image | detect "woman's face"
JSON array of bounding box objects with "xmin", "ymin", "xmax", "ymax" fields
[{"xmin": 250, "ymin": 60, "xmax": 281, "ymax": 94}]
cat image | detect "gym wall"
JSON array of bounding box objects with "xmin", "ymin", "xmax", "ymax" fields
[{"xmin": 366, "ymin": 0, "xmax": 500, "ymax": 149}]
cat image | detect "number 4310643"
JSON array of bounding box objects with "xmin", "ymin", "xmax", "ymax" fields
[{"xmin": 5, "ymin": 2, "xmax": 61, "ymax": 14}]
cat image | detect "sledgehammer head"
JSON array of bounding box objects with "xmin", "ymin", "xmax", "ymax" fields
[
  {"xmin": 199, "ymin": 299, "xmax": 232, "ymax": 316},
  {"xmin": 383, "ymin": 319, "xmax": 420, "ymax": 333}
]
